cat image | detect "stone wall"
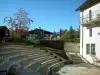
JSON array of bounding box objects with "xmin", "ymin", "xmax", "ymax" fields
[{"xmin": 64, "ymin": 42, "xmax": 80, "ymax": 53}]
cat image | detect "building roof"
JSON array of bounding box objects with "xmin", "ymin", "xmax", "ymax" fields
[
  {"xmin": 0, "ymin": 26, "xmax": 7, "ymax": 28},
  {"xmin": 76, "ymin": 0, "xmax": 100, "ymax": 11},
  {"xmin": 29, "ymin": 28, "xmax": 53, "ymax": 34},
  {"xmin": 0, "ymin": 26, "xmax": 10, "ymax": 38},
  {"xmin": 0, "ymin": 26, "xmax": 8, "ymax": 31}
]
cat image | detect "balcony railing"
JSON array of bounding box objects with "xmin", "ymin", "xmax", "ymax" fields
[{"xmin": 80, "ymin": 9, "xmax": 100, "ymax": 25}]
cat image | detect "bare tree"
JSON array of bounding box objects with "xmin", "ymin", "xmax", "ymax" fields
[{"xmin": 4, "ymin": 8, "xmax": 33, "ymax": 39}]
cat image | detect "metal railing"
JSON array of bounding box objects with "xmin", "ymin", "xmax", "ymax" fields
[{"xmin": 80, "ymin": 9, "xmax": 100, "ymax": 24}]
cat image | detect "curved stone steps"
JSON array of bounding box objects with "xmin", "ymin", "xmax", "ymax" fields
[
  {"xmin": 43, "ymin": 49, "xmax": 67, "ymax": 62},
  {"xmin": 51, "ymin": 71, "xmax": 59, "ymax": 75},
  {"xmin": 28, "ymin": 57, "xmax": 55, "ymax": 70},
  {"xmin": 20, "ymin": 61, "xmax": 34, "ymax": 69},
  {"xmin": 17, "ymin": 53, "xmax": 50, "ymax": 64},
  {"xmin": 0, "ymin": 48, "xmax": 17, "ymax": 52},
  {"xmin": 27, "ymin": 56, "xmax": 55, "ymax": 68},
  {"xmin": 1, "ymin": 47, "xmax": 46, "ymax": 60},
  {"xmin": 0, "ymin": 47, "xmax": 23, "ymax": 53},
  {"xmin": 0, "ymin": 58, "xmax": 9, "ymax": 67},
  {"xmin": 0, "ymin": 50, "xmax": 20, "ymax": 54},
  {"xmin": 17, "ymin": 55, "xmax": 54, "ymax": 70},
  {"xmin": 1, "ymin": 49, "xmax": 40, "ymax": 59},
  {"xmin": 1, "ymin": 52, "xmax": 21, "ymax": 58},
  {"xmin": 14, "ymin": 54, "xmax": 49, "ymax": 64},
  {"xmin": 8, "ymin": 63, "xmax": 20, "ymax": 75},
  {"xmin": 50, "ymin": 63, "xmax": 65, "ymax": 75},
  {"xmin": 23, "ymin": 72, "xmax": 40, "ymax": 75},
  {"xmin": 1, "ymin": 51, "xmax": 20, "ymax": 55},
  {"xmin": 10, "ymin": 55, "xmax": 28, "ymax": 62},
  {"xmin": 47, "ymin": 61, "xmax": 65, "ymax": 75},
  {"xmin": 16, "ymin": 67, "xmax": 40, "ymax": 75},
  {"xmin": 0, "ymin": 46, "xmax": 68, "ymax": 75},
  {"xmin": 15, "ymin": 65, "xmax": 34, "ymax": 74},
  {"xmin": 37, "ymin": 59, "xmax": 59, "ymax": 72},
  {"xmin": 37, "ymin": 60, "xmax": 60, "ymax": 75},
  {"xmin": 6, "ymin": 51, "xmax": 39, "ymax": 59},
  {"xmin": 16, "ymin": 70, "xmax": 40, "ymax": 75},
  {"xmin": 0, "ymin": 61, "xmax": 15, "ymax": 75},
  {"xmin": 15, "ymin": 67, "xmax": 25, "ymax": 75},
  {"xmin": 26, "ymin": 53, "xmax": 50, "ymax": 59}
]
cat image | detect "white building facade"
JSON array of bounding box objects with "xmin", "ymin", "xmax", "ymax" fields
[
  {"xmin": 76, "ymin": 0, "xmax": 100, "ymax": 64},
  {"xmin": 28, "ymin": 28, "xmax": 53, "ymax": 40}
]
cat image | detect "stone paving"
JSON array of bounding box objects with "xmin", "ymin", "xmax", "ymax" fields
[{"xmin": 58, "ymin": 63, "xmax": 100, "ymax": 75}]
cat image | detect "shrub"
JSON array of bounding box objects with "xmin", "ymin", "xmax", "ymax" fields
[
  {"xmin": 32, "ymin": 40, "xmax": 40, "ymax": 45},
  {"xmin": 61, "ymin": 38, "xmax": 80, "ymax": 43},
  {"xmin": 40, "ymin": 40, "xmax": 64, "ymax": 50},
  {"xmin": 73, "ymin": 38, "xmax": 80, "ymax": 43}
]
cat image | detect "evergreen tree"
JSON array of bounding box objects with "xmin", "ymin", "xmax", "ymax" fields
[{"xmin": 68, "ymin": 26, "xmax": 75, "ymax": 39}]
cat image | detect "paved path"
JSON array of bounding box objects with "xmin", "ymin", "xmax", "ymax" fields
[{"xmin": 58, "ymin": 63, "xmax": 100, "ymax": 75}]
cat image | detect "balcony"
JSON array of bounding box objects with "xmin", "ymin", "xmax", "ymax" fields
[{"xmin": 81, "ymin": 9, "xmax": 100, "ymax": 28}]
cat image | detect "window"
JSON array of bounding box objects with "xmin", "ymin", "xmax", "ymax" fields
[
  {"xmin": 89, "ymin": 28, "xmax": 92, "ymax": 37},
  {"xmin": 91, "ymin": 44, "xmax": 95, "ymax": 55},
  {"xmin": 89, "ymin": 10, "xmax": 92, "ymax": 21},
  {"xmin": 86, "ymin": 44, "xmax": 90, "ymax": 54},
  {"xmin": 48, "ymin": 34, "xmax": 50, "ymax": 37}
]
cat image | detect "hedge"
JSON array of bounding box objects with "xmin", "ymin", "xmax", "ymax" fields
[
  {"xmin": 40, "ymin": 40, "xmax": 64, "ymax": 50},
  {"xmin": 32, "ymin": 40, "xmax": 40, "ymax": 45},
  {"xmin": 61, "ymin": 38, "xmax": 80, "ymax": 43}
]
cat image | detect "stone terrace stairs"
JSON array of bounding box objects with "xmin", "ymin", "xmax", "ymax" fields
[{"xmin": 0, "ymin": 45, "xmax": 68, "ymax": 75}]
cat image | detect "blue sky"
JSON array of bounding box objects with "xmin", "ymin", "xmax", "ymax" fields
[{"xmin": 0, "ymin": 0, "xmax": 86, "ymax": 32}]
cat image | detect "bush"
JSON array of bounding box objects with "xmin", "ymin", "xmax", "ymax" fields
[
  {"xmin": 32, "ymin": 40, "xmax": 40, "ymax": 45},
  {"xmin": 61, "ymin": 38, "xmax": 80, "ymax": 43},
  {"xmin": 11, "ymin": 38, "xmax": 22, "ymax": 42},
  {"xmin": 40, "ymin": 40, "xmax": 64, "ymax": 50},
  {"xmin": 73, "ymin": 38, "xmax": 80, "ymax": 43},
  {"xmin": 10, "ymin": 38, "xmax": 34, "ymax": 45}
]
